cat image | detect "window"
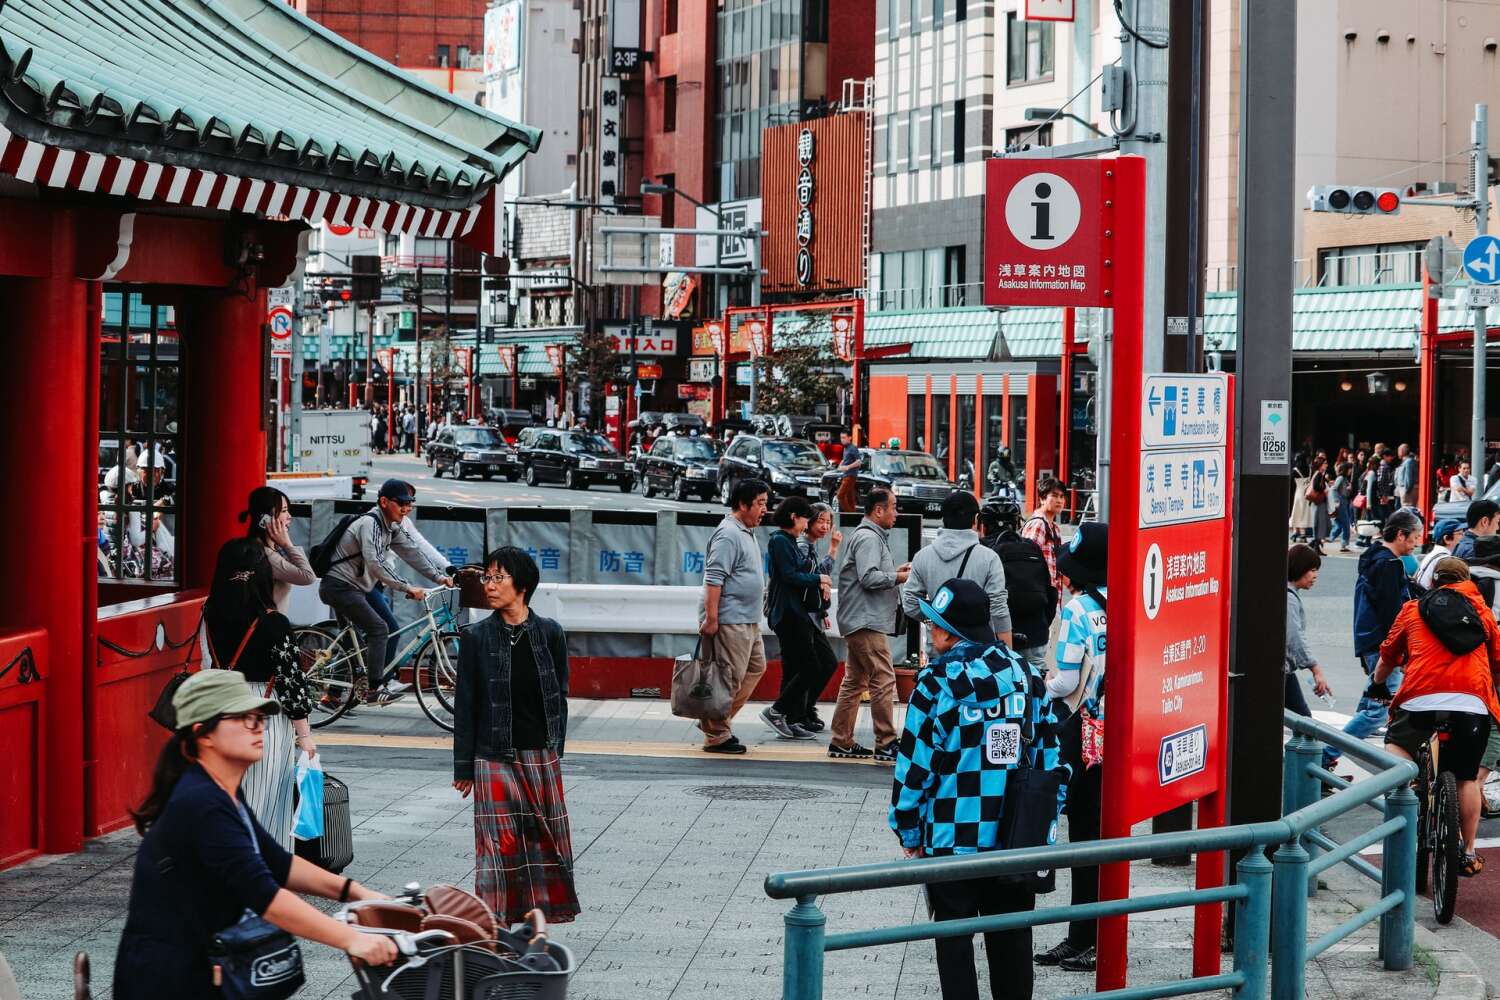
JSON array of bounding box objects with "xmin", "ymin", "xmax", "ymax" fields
[
  {"xmin": 907, "ymin": 109, "xmax": 920, "ymax": 172},
  {"xmin": 1004, "ymin": 122, "xmax": 1053, "ymax": 151},
  {"xmin": 664, "ymin": 0, "xmax": 679, "ymax": 34},
  {"xmin": 1317, "ymin": 242, "xmax": 1423, "ymax": 286},
  {"xmin": 930, "ymin": 104, "xmax": 943, "ymax": 166},
  {"xmin": 888, "ymin": 0, "xmax": 901, "ymax": 35},
  {"xmin": 933, "ymin": 0, "xmax": 944, "ymax": 29},
  {"xmin": 436, "ymin": 44, "xmax": 451, "ymax": 68},
  {"xmin": 663, "ymin": 76, "xmax": 678, "ymax": 133},
  {"xmin": 98, "ymin": 290, "xmax": 180, "ymax": 584},
  {"xmin": 1006, "ymin": 13, "xmax": 1054, "ymax": 84},
  {"xmin": 953, "ymin": 99, "xmax": 966, "ymax": 162},
  {"xmin": 956, "ymin": 0, "xmax": 967, "ymax": 20},
  {"xmin": 652, "ymin": 437, "xmax": 673, "ymax": 456},
  {"xmin": 457, "ymin": 45, "xmax": 471, "ymax": 68}
]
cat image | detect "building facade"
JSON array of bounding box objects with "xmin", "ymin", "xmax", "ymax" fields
[{"xmin": 295, "ymin": 0, "xmax": 488, "ymax": 99}]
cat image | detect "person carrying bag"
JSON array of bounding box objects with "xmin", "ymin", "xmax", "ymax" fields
[{"xmin": 672, "ymin": 634, "xmax": 736, "ymax": 721}]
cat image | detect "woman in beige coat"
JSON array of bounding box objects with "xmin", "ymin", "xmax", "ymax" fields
[{"xmin": 242, "ymin": 486, "xmax": 316, "ymax": 613}]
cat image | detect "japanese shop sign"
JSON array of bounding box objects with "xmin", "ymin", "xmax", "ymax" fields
[
  {"xmin": 983, "ymin": 158, "xmax": 1114, "ymax": 308},
  {"xmin": 598, "ymin": 77, "xmax": 622, "ymax": 205}
]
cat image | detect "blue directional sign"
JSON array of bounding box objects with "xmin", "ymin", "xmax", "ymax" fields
[
  {"xmin": 1140, "ymin": 449, "xmax": 1226, "ymax": 527},
  {"xmin": 1158, "ymin": 725, "xmax": 1208, "ymax": 785},
  {"xmin": 1462, "ymin": 235, "xmax": 1500, "ymax": 284},
  {"xmin": 1141, "ymin": 373, "xmax": 1229, "ymax": 449}
]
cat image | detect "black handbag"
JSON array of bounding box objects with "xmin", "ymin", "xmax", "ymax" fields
[
  {"xmin": 207, "ymin": 913, "xmax": 305, "ymax": 1000},
  {"xmin": 995, "ymin": 675, "xmax": 1068, "ymax": 894}
]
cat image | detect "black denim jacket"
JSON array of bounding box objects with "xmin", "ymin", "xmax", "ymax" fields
[{"xmin": 453, "ymin": 611, "xmax": 569, "ymax": 780}]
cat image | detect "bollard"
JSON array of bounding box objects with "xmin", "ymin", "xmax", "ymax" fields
[
  {"xmin": 1232, "ymin": 847, "xmax": 1273, "ymax": 1000},
  {"xmin": 1294, "ymin": 736, "xmax": 1323, "ymax": 895},
  {"xmin": 1280, "ymin": 735, "xmax": 1304, "ymax": 819},
  {"xmin": 1381, "ymin": 784, "xmax": 1417, "ymax": 971},
  {"xmin": 782, "ymin": 895, "xmax": 827, "ymax": 1000},
  {"xmin": 1270, "ymin": 838, "xmax": 1310, "ymax": 1000}
]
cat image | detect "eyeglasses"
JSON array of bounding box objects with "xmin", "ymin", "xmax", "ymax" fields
[
  {"xmin": 227, "ymin": 712, "xmax": 268, "ymax": 732},
  {"xmin": 480, "ymin": 572, "xmax": 514, "ymax": 585}
]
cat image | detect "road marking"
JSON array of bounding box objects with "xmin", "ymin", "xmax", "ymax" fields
[{"xmin": 313, "ymin": 731, "xmax": 886, "ymax": 764}]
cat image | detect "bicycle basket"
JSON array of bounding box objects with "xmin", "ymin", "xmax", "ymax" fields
[{"xmin": 351, "ymin": 942, "xmax": 573, "ymax": 1000}]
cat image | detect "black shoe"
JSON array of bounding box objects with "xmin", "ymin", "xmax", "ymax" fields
[
  {"xmin": 1034, "ymin": 940, "xmax": 1085, "ymax": 967},
  {"xmin": 828, "ymin": 741, "xmax": 874, "ymax": 759},
  {"xmin": 1059, "ymin": 946, "xmax": 1097, "ymax": 972},
  {"xmin": 872, "ymin": 742, "xmax": 898, "ymax": 764},
  {"xmin": 703, "ymin": 737, "xmax": 748, "ymax": 755},
  {"xmin": 800, "ymin": 716, "xmax": 826, "ymax": 732}
]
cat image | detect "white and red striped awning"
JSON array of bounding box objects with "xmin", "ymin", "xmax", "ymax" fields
[{"xmin": 0, "ymin": 122, "xmax": 491, "ymax": 243}]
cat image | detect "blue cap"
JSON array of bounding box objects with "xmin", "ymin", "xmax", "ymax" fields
[
  {"xmin": 1433, "ymin": 518, "xmax": 1464, "ymax": 543},
  {"xmin": 378, "ymin": 478, "xmax": 416, "ymax": 503}
]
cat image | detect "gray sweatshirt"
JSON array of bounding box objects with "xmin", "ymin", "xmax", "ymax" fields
[
  {"xmin": 836, "ymin": 518, "xmax": 901, "ymax": 636},
  {"xmin": 1284, "ymin": 586, "xmax": 1315, "ymax": 675},
  {"xmin": 322, "ymin": 507, "xmax": 449, "ymax": 593},
  {"xmin": 901, "ymin": 528, "xmax": 1011, "ymax": 648}
]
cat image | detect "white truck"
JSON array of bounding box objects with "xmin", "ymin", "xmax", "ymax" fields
[{"xmin": 293, "ymin": 409, "xmax": 373, "ymax": 499}]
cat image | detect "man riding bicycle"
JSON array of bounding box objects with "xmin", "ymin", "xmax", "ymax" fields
[
  {"xmin": 1372, "ymin": 557, "xmax": 1500, "ymax": 878},
  {"xmin": 318, "ymin": 479, "xmax": 453, "ymax": 706}
]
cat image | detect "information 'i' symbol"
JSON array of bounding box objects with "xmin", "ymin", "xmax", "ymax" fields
[{"xmin": 1031, "ymin": 182, "xmax": 1054, "ymax": 241}]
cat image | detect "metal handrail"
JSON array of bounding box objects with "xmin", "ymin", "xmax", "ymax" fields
[{"xmin": 765, "ymin": 710, "xmax": 1419, "ymax": 1000}]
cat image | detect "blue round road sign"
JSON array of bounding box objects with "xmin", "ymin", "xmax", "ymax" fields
[{"xmin": 1462, "ymin": 235, "xmax": 1500, "ymax": 284}]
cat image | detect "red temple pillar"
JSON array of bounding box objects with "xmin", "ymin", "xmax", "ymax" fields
[
  {"xmin": 1025, "ymin": 375, "xmax": 1059, "ymax": 514},
  {"xmin": 179, "ymin": 288, "xmax": 268, "ymax": 590},
  {"xmin": 973, "ymin": 374, "xmax": 985, "ymax": 498},
  {"xmin": 0, "ymin": 208, "xmax": 89, "ymax": 853},
  {"xmin": 948, "ymin": 375, "xmax": 959, "ymax": 482}
]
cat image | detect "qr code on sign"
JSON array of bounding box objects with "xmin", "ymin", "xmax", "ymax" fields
[{"xmin": 986, "ymin": 722, "xmax": 1021, "ymax": 765}]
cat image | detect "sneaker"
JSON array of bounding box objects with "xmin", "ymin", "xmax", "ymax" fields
[
  {"xmin": 788, "ymin": 722, "xmax": 818, "ymax": 741},
  {"xmin": 760, "ymin": 706, "xmax": 798, "ymax": 739},
  {"xmin": 800, "ymin": 715, "xmax": 826, "ymax": 733},
  {"xmin": 365, "ymin": 686, "xmax": 406, "ymax": 707},
  {"xmin": 1058, "ymin": 946, "xmax": 1097, "ymax": 972},
  {"xmin": 384, "ymin": 679, "xmax": 413, "ymax": 696},
  {"xmin": 1034, "ymin": 940, "xmax": 1086, "ymax": 967},
  {"xmin": 872, "ymin": 742, "xmax": 898, "ymax": 764},
  {"xmin": 828, "ymin": 742, "xmax": 874, "ymax": 760},
  {"xmin": 703, "ymin": 737, "xmax": 748, "ymax": 755}
]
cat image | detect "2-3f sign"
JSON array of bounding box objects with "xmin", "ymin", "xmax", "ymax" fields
[{"xmin": 984, "ymin": 158, "xmax": 1117, "ymax": 308}]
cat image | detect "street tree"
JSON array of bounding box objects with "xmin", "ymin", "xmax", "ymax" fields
[{"xmin": 753, "ymin": 324, "xmax": 845, "ymax": 417}]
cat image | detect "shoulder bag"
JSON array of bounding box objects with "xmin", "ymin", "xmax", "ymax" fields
[
  {"xmin": 206, "ymin": 805, "xmax": 304, "ymax": 1000},
  {"xmin": 671, "ymin": 636, "xmax": 736, "ymax": 721},
  {"xmin": 995, "ymin": 671, "xmax": 1067, "ymax": 893},
  {"xmin": 149, "ymin": 614, "xmax": 257, "ymax": 732}
]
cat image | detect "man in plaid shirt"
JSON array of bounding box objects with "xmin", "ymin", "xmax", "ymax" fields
[
  {"xmin": 890, "ymin": 577, "xmax": 1067, "ymax": 1000},
  {"xmin": 1021, "ymin": 477, "xmax": 1068, "ymax": 596}
]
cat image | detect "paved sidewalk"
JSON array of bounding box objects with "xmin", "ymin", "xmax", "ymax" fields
[{"xmin": 0, "ymin": 700, "xmax": 1485, "ymax": 1000}]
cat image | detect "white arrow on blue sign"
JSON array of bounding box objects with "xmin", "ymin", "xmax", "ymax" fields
[
  {"xmin": 1462, "ymin": 235, "xmax": 1500, "ymax": 285},
  {"xmin": 1139, "ymin": 448, "xmax": 1227, "ymax": 527},
  {"xmin": 1140, "ymin": 373, "xmax": 1229, "ymax": 450}
]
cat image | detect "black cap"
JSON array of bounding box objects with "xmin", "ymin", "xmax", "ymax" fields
[
  {"xmin": 1057, "ymin": 521, "xmax": 1108, "ymax": 588},
  {"xmin": 916, "ymin": 577, "xmax": 997, "ymax": 646},
  {"xmin": 378, "ymin": 478, "xmax": 416, "ymax": 504},
  {"xmin": 941, "ymin": 489, "xmax": 980, "ymax": 525}
]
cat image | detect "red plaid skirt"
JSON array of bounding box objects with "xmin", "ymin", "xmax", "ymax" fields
[{"xmin": 474, "ymin": 752, "xmax": 580, "ymax": 924}]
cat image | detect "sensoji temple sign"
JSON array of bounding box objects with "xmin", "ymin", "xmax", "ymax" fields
[{"xmin": 0, "ymin": 0, "xmax": 537, "ymax": 866}]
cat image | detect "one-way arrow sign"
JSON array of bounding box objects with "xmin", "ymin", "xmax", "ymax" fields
[
  {"xmin": 1208, "ymin": 458, "xmax": 1219, "ymax": 487},
  {"xmin": 1147, "ymin": 386, "xmax": 1161, "ymax": 416}
]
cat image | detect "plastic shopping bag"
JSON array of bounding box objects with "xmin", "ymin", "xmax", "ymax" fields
[{"xmin": 293, "ymin": 752, "xmax": 325, "ymax": 841}]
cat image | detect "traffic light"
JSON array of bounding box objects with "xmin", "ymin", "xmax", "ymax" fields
[
  {"xmin": 351, "ymin": 255, "xmax": 381, "ymax": 303},
  {"xmin": 1306, "ymin": 185, "xmax": 1402, "ymax": 215}
]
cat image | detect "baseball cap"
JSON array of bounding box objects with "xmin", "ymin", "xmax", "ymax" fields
[
  {"xmin": 1433, "ymin": 518, "xmax": 1464, "ymax": 543},
  {"xmin": 916, "ymin": 577, "xmax": 997, "ymax": 646},
  {"xmin": 378, "ymin": 479, "xmax": 416, "ymax": 504},
  {"xmin": 171, "ymin": 669, "xmax": 281, "ymax": 731}
]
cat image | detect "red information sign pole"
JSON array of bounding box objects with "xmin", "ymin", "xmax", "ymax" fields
[{"xmin": 985, "ymin": 155, "xmax": 1233, "ymax": 990}]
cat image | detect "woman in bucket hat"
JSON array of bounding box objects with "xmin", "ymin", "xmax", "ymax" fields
[
  {"xmin": 1035, "ymin": 521, "xmax": 1109, "ymax": 973},
  {"xmin": 115, "ymin": 670, "xmax": 396, "ymax": 998}
]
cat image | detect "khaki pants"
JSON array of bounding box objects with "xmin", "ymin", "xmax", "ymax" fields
[
  {"xmin": 700, "ymin": 622, "xmax": 767, "ymax": 746},
  {"xmin": 837, "ymin": 476, "xmax": 859, "ymax": 513},
  {"xmin": 831, "ymin": 629, "xmax": 897, "ymax": 748}
]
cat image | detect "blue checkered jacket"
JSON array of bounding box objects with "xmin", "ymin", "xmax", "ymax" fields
[{"xmin": 889, "ymin": 641, "xmax": 1067, "ymax": 855}]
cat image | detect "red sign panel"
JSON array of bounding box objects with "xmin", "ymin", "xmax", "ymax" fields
[{"xmin": 983, "ymin": 158, "xmax": 1114, "ymax": 308}]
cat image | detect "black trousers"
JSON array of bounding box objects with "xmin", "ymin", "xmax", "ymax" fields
[
  {"xmin": 927, "ymin": 876, "xmax": 1037, "ymax": 1000},
  {"xmin": 1284, "ymin": 671, "xmax": 1311, "ymax": 719},
  {"xmin": 797, "ymin": 622, "xmax": 839, "ymax": 722},
  {"xmin": 771, "ymin": 611, "xmax": 821, "ymax": 718},
  {"xmin": 1058, "ymin": 711, "xmax": 1102, "ymax": 948}
]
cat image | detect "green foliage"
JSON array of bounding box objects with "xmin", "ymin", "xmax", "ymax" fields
[{"xmin": 753, "ymin": 326, "xmax": 845, "ymax": 416}]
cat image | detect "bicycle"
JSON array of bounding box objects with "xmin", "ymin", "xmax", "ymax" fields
[
  {"xmin": 1412, "ymin": 715, "xmax": 1461, "ymax": 925},
  {"xmin": 293, "ymin": 587, "xmax": 465, "ymax": 733}
]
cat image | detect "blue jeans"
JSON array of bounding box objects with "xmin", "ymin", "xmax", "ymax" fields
[
  {"xmin": 1324, "ymin": 651, "xmax": 1401, "ymax": 765},
  {"xmin": 1329, "ymin": 498, "xmax": 1353, "ymax": 545},
  {"xmin": 368, "ymin": 585, "xmax": 400, "ymax": 667}
]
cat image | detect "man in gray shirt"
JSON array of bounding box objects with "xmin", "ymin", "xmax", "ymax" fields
[
  {"xmin": 319, "ymin": 479, "xmax": 452, "ymax": 705},
  {"xmin": 829, "ymin": 488, "xmax": 911, "ymax": 761},
  {"xmin": 902, "ymin": 490, "xmax": 1012, "ymax": 655},
  {"xmin": 698, "ymin": 478, "xmax": 770, "ymax": 754}
]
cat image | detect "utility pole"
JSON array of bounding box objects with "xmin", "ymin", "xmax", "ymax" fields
[
  {"xmin": 290, "ymin": 273, "xmax": 304, "ymax": 470},
  {"xmin": 1472, "ymin": 104, "xmax": 1489, "ymax": 486},
  {"xmin": 364, "ymin": 302, "xmax": 375, "ymax": 406},
  {"xmin": 414, "ymin": 263, "xmax": 424, "ymax": 456},
  {"xmin": 1118, "ymin": 0, "xmax": 1170, "ymax": 372}
]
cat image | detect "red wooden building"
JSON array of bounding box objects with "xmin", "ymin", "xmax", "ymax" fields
[{"xmin": 0, "ymin": 0, "xmax": 537, "ymax": 869}]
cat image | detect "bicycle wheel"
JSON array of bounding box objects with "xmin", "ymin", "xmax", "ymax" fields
[
  {"xmin": 292, "ymin": 626, "xmax": 358, "ymax": 729},
  {"xmin": 1432, "ymin": 769, "xmax": 1461, "ymax": 925},
  {"xmin": 1414, "ymin": 750, "xmax": 1432, "ymax": 895},
  {"xmin": 412, "ymin": 631, "xmax": 461, "ymax": 732}
]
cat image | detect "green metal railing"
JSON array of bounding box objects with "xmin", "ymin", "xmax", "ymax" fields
[{"xmin": 764, "ymin": 711, "xmax": 1418, "ymax": 1000}]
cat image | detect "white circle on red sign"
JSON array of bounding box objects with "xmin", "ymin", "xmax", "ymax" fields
[
  {"xmin": 1003, "ymin": 172, "xmax": 1082, "ymax": 251},
  {"xmin": 1143, "ymin": 542, "xmax": 1164, "ymax": 621}
]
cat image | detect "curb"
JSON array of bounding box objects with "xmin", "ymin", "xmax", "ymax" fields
[{"xmin": 1412, "ymin": 924, "xmax": 1487, "ymax": 1000}]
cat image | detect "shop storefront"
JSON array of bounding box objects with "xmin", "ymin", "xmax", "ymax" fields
[{"xmin": 0, "ymin": 0, "xmax": 537, "ymax": 866}]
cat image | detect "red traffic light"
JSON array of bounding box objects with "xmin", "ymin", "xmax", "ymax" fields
[
  {"xmin": 339, "ymin": 288, "xmax": 352, "ymax": 302},
  {"xmin": 1376, "ymin": 191, "xmax": 1400, "ymax": 213}
]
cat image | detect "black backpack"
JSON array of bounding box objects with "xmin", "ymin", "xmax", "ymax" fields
[
  {"xmin": 309, "ymin": 512, "xmax": 378, "ymax": 577},
  {"xmin": 1416, "ymin": 587, "xmax": 1487, "ymax": 655},
  {"xmin": 990, "ymin": 530, "xmax": 1059, "ymax": 633}
]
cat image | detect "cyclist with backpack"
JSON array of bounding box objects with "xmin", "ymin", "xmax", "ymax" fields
[
  {"xmin": 315, "ymin": 479, "xmax": 453, "ymax": 706},
  {"xmin": 979, "ymin": 506, "xmax": 1059, "ymax": 669},
  {"xmin": 1372, "ymin": 557, "xmax": 1500, "ymax": 876}
]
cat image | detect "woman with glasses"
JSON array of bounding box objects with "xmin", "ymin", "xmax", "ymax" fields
[
  {"xmin": 114, "ymin": 671, "xmax": 395, "ymax": 998},
  {"xmin": 452, "ymin": 546, "xmax": 580, "ymax": 924},
  {"xmin": 203, "ymin": 538, "xmax": 317, "ymax": 850}
]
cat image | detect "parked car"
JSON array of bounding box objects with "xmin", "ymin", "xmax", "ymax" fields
[
  {"xmin": 428, "ymin": 425, "xmax": 521, "ymax": 480},
  {"xmin": 520, "ymin": 429, "xmax": 634, "ymax": 491},
  {"xmin": 640, "ymin": 435, "xmax": 723, "ymax": 500},
  {"xmin": 661, "ymin": 412, "xmax": 708, "ymax": 435},
  {"xmin": 718, "ymin": 434, "xmax": 829, "ymax": 504},
  {"xmin": 819, "ymin": 449, "xmax": 960, "ymax": 518},
  {"xmin": 1431, "ymin": 476, "xmax": 1500, "ymax": 529}
]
